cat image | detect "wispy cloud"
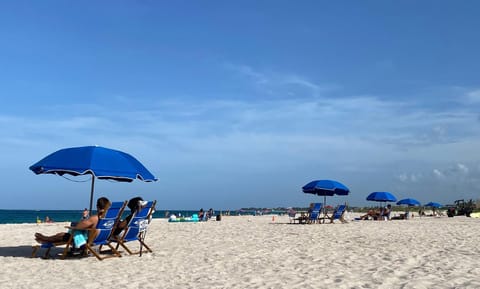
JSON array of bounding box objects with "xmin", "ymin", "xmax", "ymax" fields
[
  {"xmin": 464, "ymin": 89, "xmax": 480, "ymax": 104},
  {"xmin": 224, "ymin": 63, "xmax": 338, "ymax": 98}
]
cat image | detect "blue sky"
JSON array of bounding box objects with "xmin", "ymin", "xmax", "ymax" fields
[{"xmin": 1, "ymin": 1, "xmax": 479, "ymax": 210}]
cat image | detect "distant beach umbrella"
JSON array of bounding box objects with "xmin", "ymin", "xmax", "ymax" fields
[
  {"xmin": 424, "ymin": 202, "xmax": 442, "ymax": 208},
  {"xmin": 366, "ymin": 192, "xmax": 397, "ymax": 203},
  {"xmin": 29, "ymin": 146, "xmax": 157, "ymax": 212},
  {"xmin": 396, "ymin": 198, "xmax": 421, "ymax": 206},
  {"xmin": 302, "ymin": 180, "xmax": 350, "ymax": 221}
]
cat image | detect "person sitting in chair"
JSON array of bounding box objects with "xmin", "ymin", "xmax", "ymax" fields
[
  {"xmin": 380, "ymin": 204, "xmax": 392, "ymax": 220},
  {"xmin": 34, "ymin": 197, "xmax": 111, "ymax": 244},
  {"xmin": 113, "ymin": 196, "xmax": 145, "ymax": 237}
]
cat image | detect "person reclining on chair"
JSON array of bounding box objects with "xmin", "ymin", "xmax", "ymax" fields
[
  {"xmin": 380, "ymin": 204, "xmax": 392, "ymax": 220},
  {"xmin": 112, "ymin": 196, "xmax": 145, "ymax": 237},
  {"xmin": 34, "ymin": 197, "xmax": 111, "ymax": 244},
  {"xmin": 360, "ymin": 208, "xmax": 381, "ymax": 220}
]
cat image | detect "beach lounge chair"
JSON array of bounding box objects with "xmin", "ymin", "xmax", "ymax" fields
[
  {"xmin": 293, "ymin": 203, "xmax": 322, "ymax": 224},
  {"xmin": 113, "ymin": 200, "xmax": 156, "ymax": 255},
  {"xmin": 329, "ymin": 204, "xmax": 347, "ymax": 223},
  {"xmin": 309, "ymin": 203, "xmax": 323, "ymax": 224},
  {"xmin": 32, "ymin": 240, "xmax": 69, "ymax": 259},
  {"xmin": 61, "ymin": 201, "xmax": 127, "ymax": 260}
]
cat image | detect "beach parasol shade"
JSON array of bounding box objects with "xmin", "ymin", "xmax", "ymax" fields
[
  {"xmin": 396, "ymin": 198, "xmax": 421, "ymax": 206},
  {"xmin": 302, "ymin": 180, "xmax": 350, "ymax": 196},
  {"xmin": 366, "ymin": 191, "xmax": 397, "ymax": 202},
  {"xmin": 29, "ymin": 146, "xmax": 157, "ymax": 212},
  {"xmin": 424, "ymin": 202, "xmax": 442, "ymax": 208}
]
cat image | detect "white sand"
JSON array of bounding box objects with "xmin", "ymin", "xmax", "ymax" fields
[{"xmin": 1, "ymin": 215, "xmax": 479, "ymax": 289}]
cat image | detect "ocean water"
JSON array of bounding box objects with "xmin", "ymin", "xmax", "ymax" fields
[
  {"xmin": 0, "ymin": 208, "xmax": 279, "ymax": 224},
  {"xmin": 0, "ymin": 209, "xmax": 209, "ymax": 224}
]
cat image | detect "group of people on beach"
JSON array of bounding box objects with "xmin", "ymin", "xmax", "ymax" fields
[
  {"xmin": 198, "ymin": 208, "xmax": 214, "ymax": 221},
  {"xmin": 34, "ymin": 196, "xmax": 147, "ymax": 248}
]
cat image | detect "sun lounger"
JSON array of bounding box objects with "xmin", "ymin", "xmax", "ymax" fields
[
  {"xmin": 113, "ymin": 200, "xmax": 156, "ymax": 255},
  {"xmin": 61, "ymin": 201, "xmax": 127, "ymax": 260},
  {"xmin": 329, "ymin": 204, "xmax": 347, "ymax": 223},
  {"xmin": 293, "ymin": 203, "xmax": 322, "ymax": 224}
]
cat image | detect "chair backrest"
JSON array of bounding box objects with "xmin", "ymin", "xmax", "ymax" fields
[
  {"xmin": 121, "ymin": 200, "xmax": 156, "ymax": 242},
  {"xmin": 312, "ymin": 203, "xmax": 322, "ymax": 212},
  {"xmin": 92, "ymin": 201, "xmax": 127, "ymax": 245},
  {"xmin": 309, "ymin": 210, "xmax": 319, "ymax": 221},
  {"xmin": 332, "ymin": 205, "xmax": 346, "ymax": 220}
]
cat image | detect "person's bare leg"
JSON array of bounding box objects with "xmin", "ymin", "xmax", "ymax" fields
[{"xmin": 34, "ymin": 232, "xmax": 66, "ymax": 243}]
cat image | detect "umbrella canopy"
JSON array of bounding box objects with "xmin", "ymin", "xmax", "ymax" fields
[
  {"xmin": 424, "ymin": 202, "xmax": 442, "ymax": 208},
  {"xmin": 366, "ymin": 191, "xmax": 397, "ymax": 202},
  {"xmin": 29, "ymin": 146, "xmax": 157, "ymax": 211},
  {"xmin": 396, "ymin": 198, "xmax": 421, "ymax": 206},
  {"xmin": 302, "ymin": 180, "xmax": 350, "ymax": 196}
]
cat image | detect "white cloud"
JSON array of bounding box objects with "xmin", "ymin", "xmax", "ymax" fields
[
  {"xmin": 433, "ymin": 169, "xmax": 445, "ymax": 179},
  {"xmin": 465, "ymin": 89, "xmax": 480, "ymax": 103},
  {"xmin": 397, "ymin": 172, "xmax": 421, "ymax": 183},
  {"xmin": 457, "ymin": 163, "xmax": 469, "ymax": 174},
  {"xmin": 224, "ymin": 63, "xmax": 268, "ymax": 85}
]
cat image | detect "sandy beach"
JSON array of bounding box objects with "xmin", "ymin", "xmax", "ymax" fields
[{"xmin": 1, "ymin": 214, "xmax": 479, "ymax": 289}]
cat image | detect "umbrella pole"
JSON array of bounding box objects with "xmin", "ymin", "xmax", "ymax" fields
[
  {"xmin": 89, "ymin": 176, "xmax": 95, "ymax": 213},
  {"xmin": 323, "ymin": 195, "xmax": 327, "ymax": 223}
]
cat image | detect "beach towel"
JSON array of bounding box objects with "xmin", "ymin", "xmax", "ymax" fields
[{"xmin": 73, "ymin": 230, "xmax": 88, "ymax": 248}]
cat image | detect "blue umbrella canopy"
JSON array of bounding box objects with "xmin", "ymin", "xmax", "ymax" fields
[
  {"xmin": 396, "ymin": 198, "xmax": 421, "ymax": 206},
  {"xmin": 30, "ymin": 146, "xmax": 157, "ymax": 211},
  {"xmin": 302, "ymin": 180, "xmax": 350, "ymax": 196},
  {"xmin": 424, "ymin": 202, "xmax": 442, "ymax": 208},
  {"xmin": 366, "ymin": 191, "xmax": 397, "ymax": 202}
]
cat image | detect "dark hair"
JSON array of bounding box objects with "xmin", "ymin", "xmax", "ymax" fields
[
  {"xmin": 96, "ymin": 197, "xmax": 111, "ymax": 217},
  {"xmin": 127, "ymin": 196, "xmax": 144, "ymax": 211},
  {"xmin": 96, "ymin": 197, "xmax": 111, "ymax": 210}
]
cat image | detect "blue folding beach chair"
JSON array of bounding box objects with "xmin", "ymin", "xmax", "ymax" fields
[
  {"xmin": 61, "ymin": 201, "xmax": 127, "ymax": 260},
  {"xmin": 307, "ymin": 203, "xmax": 322, "ymax": 224},
  {"xmin": 330, "ymin": 204, "xmax": 347, "ymax": 223},
  {"xmin": 113, "ymin": 200, "xmax": 156, "ymax": 256}
]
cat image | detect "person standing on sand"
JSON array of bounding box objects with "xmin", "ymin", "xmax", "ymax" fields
[{"xmin": 82, "ymin": 208, "xmax": 89, "ymax": 220}]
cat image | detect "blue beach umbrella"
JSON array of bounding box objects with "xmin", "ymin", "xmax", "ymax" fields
[
  {"xmin": 366, "ymin": 191, "xmax": 397, "ymax": 202},
  {"xmin": 396, "ymin": 198, "xmax": 421, "ymax": 206},
  {"xmin": 302, "ymin": 180, "xmax": 350, "ymax": 196},
  {"xmin": 29, "ymin": 146, "xmax": 157, "ymax": 212},
  {"xmin": 397, "ymin": 198, "xmax": 421, "ymax": 217},
  {"xmin": 424, "ymin": 202, "xmax": 442, "ymax": 208},
  {"xmin": 302, "ymin": 180, "xmax": 350, "ymax": 218}
]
